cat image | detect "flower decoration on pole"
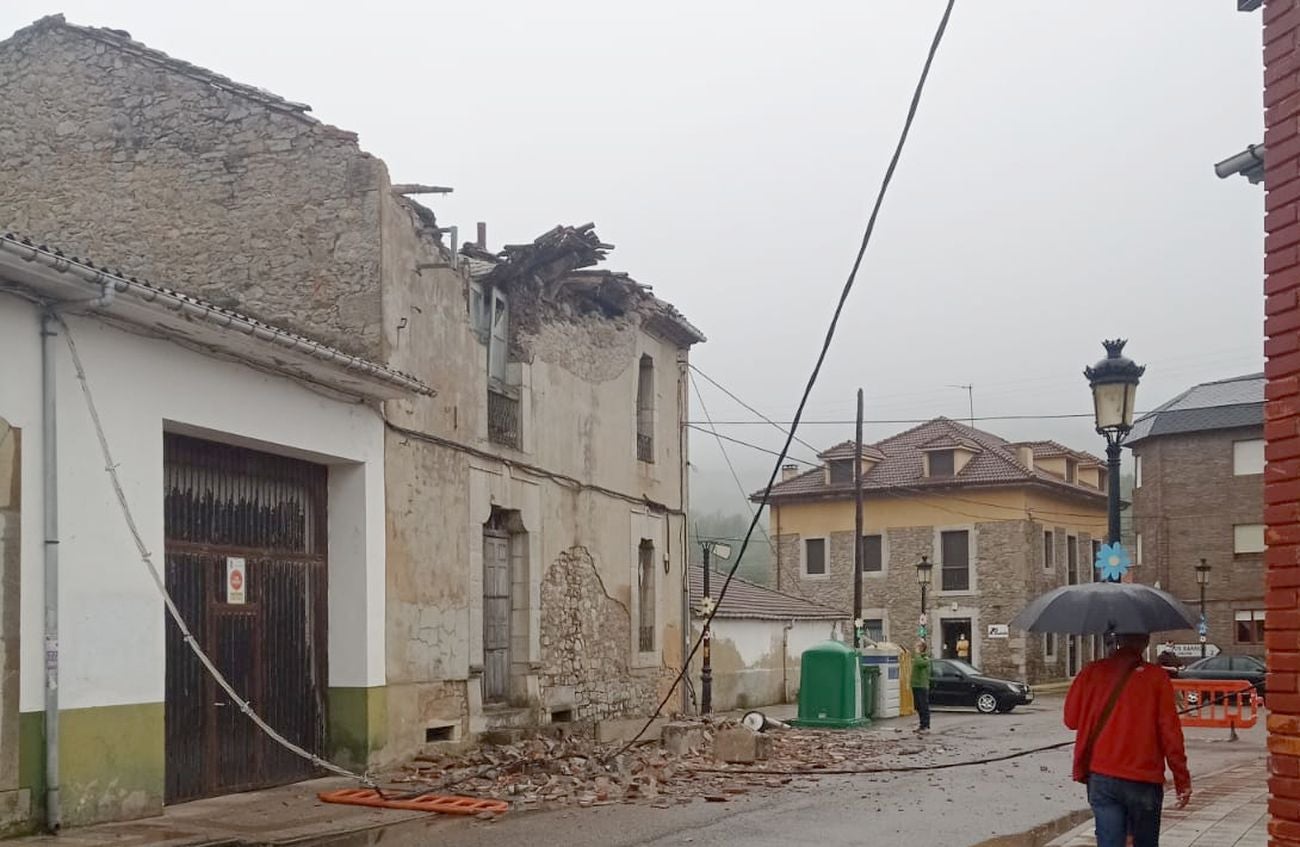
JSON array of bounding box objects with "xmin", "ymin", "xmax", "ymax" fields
[{"xmin": 1094, "ymin": 542, "xmax": 1131, "ymax": 582}]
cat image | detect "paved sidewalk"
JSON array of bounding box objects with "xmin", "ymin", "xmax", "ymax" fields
[{"xmin": 1047, "ymin": 758, "xmax": 1266, "ymax": 847}]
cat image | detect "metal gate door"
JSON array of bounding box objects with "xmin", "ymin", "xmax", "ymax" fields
[
  {"xmin": 482, "ymin": 531, "xmax": 511, "ymax": 703},
  {"xmin": 163, "ymin": 435, "xmax": 328, "ymax": 803}
]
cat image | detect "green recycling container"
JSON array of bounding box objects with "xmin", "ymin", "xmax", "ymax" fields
[
  {"xmin": 860, "ymin": 664, "xmax": 879, "ymax": 721},
  {"xmin": 790, "ymin": 640, "xmax": 868, "ymax": 728}
]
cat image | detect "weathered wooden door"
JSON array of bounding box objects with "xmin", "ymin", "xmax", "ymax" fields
[
  {"xmin": 482, "ymin": 531, "xmax": 511, "ymax": 703},
  {"xmin": 163, "ymin": 435, "xmax": 328, "ymax": 803}
]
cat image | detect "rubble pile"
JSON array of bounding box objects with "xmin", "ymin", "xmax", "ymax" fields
[{"xmin": 386, "ymin": 719, "xmax": 919, "ymax": 812}]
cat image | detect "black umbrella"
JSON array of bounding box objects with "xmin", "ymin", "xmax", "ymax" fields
[{"xmin": 1010, "ymin": 582, "xmax": 1197, "ymax": 635}]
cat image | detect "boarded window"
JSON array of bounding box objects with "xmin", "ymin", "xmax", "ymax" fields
[
  {"xmin": 1045, "ymin": 633, "xmax": 1057, "ymax": 660},
  {"xmin": 637, "ymin": 356, "xmax": 654, "ymax": 462},
  {"xmin": 1235, "ymin": 610, "xmax": 1265, "ymax": 644},
  {"xmin": 1067, "ymin": 536, "xmax": 1078, "ymax": 584},
  {"xmin": 1043, "ymin": 531, "xmax": 1054, "ymax": 570},
  {"xmin": 940, "ymin": 530, "xmax": 970, "ymax": 591},
  {"xmin": 928, "ymin": 450, "xmax": 955, "ymax": 478},
  {"xmin": 638, "ymin": 539, "xmax": 655, "ymax": 652},
  {"xmin": 1234, "ymin": 524, "xmax": 1266, "ymax": 554},
  {"xmin": 1065, "ymin": 459, "xmax": 1078, "ymax": 483},
  {"xmin": 1234, "ymin": 439, "xmax": 1265, "ymax": 476},
  {"xmin": 862, "ymin": 534, "xmax": 883, "ymax": 573},
  {"xmin": 804, "ymin": 538, "xmax": 827, "ymax": 577},
  {"xmin": 829, "ymin": 460, "xmax": 854, "ymax": 485}
]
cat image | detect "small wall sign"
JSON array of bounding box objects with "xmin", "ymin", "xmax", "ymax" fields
[
  {"xmin": 226, "ymin": 557, "xmax": 246, "ymax": 605},
  {"xmin": 987, "ymin": 624, "xmax": 1009, "ymax": 639}
]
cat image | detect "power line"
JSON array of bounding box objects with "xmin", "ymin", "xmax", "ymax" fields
[
  {"xmin": 685, "ymin": 424, "xmax": 820, "ymax": 467},
  {"xmin": 690, "ymin": 364, "xmax": 822, "ymax": 455},
  {"xmin": 611, "ymin": 0, "xmax": 959, "ymax": 757},
  {"xmin": 684, "ymin": 401, "xmax": 1261, "ymax": 427}
]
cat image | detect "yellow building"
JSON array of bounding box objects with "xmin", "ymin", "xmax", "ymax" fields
[{"xmin": 759, "ymin": 417, "xmax": 1108, "ymax": 683}]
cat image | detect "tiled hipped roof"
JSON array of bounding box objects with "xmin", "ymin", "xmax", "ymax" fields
[
  {"xmin": 760, "ymin": 417, "xmax": 1107, "ymax": 503},
  {"xmin": 688, "ymin": 566, "xmax": 848, "ymax": 620}
]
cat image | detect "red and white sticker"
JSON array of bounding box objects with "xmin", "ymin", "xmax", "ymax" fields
[{"xmin": 226, "ymin": 557, "xmax": 246, "ymax": 605}]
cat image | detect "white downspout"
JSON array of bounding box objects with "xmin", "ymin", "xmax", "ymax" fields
[{"xmin": 40, "ymin": 309, "xmax": 60, "ymax": 832}]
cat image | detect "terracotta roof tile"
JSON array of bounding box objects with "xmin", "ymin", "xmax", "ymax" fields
[
  {"xmin": 758, "ymin": 417, "xmax": 1108, "ymax": 503},
  {"xmin": 689, "ymin": 566, "xmax": 848, "ymax": 620}
]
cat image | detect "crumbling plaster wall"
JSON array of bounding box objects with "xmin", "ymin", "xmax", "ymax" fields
[
  {"xmin": 377, "ymin": 198, "xmax": 690, "ymax": 751},
  {"xmin": 0, "ymin": 21, "xmax": 387, "ymax": 356}
]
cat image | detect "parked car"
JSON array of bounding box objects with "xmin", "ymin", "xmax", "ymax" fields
[
  {"xmin": 1176, "ymin": 654, "xmax": 1265, "ymax": 704},
  {"xmin": 929, "ymin": 659, "xmax": 1034, "ymax": 714}
]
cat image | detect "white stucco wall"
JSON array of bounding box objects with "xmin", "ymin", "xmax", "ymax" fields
[
  {"xmin": 0, "ymin": 297, "xmax": 389, "ymax": 713},
  {"xmin": 689, "ymin": 617, "xmax": 844, "ymax": 711}
]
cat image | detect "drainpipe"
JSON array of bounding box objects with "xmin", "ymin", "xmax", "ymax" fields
[
  {"xmin": 40, "ymin": 310, "xmax": 60, "ymax": 832},
  {"xmin": 782, "ymin": 620, "xmax": 794, "ymax": 703},
  {"xmin": 677, "ymin": 354, "xmax": 691, "ymax": 714}
]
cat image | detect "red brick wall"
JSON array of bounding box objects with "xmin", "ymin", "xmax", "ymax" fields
[{"xmin": 1265, "ymin": 2, "xmax": 1300, "ymax": 843}]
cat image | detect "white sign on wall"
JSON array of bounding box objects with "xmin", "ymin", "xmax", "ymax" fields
[
  {"xmin": 987, "ymin": 624, "xmax": 1009, "ymax": 639},
  {"xmin": 1169, "ymin": 643, "xmax": 1219, "ymax": 659},
  {"xmin": 226, "ymin": 557, "xmax": 246, "ymax": 605}
]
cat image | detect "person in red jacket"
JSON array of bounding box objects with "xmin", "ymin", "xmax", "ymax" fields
[{"xmin": 1064, "ymin": 632, "xmax": 1191, "ymax": 847}]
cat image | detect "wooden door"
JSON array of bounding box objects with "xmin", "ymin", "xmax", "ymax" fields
[
  {"xmin": 482, "ymin": 531, "xmax": 511, "ymax": 703},
  {"xmin": 163, "ymin": 435, "xmax": 327, "ymax": 803}
]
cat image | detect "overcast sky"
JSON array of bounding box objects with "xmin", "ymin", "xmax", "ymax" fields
[{"xmin": 1, "ymin": 2, "xmax": 1266, "ymax": 514}]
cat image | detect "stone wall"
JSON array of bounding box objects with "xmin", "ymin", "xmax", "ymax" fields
[
  {"xmin": 539, "ymin": 546, "xmax": 662, "ymax": 721},
  {"xmin": 773, "ymin": 517, "xmax": 1081, "ymax": 683},
  {"xmin": 0, "ymin": 20, "xmax": 386, "ymax": 356}
]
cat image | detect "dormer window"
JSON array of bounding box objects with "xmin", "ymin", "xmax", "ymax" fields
[
  {"xmin": 1065, "ymin": 458, "xmax": 1078, "ymax": 484},
  {"xmin": 928, "ymin": 450, "xmax": 955, "ymax": 478},
  {"xmin": 828, "ymin": 459, "xmax": 854, "ymax": 484}
]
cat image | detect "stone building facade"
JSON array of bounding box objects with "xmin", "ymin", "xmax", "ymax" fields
[
  {"xmin": 1125, "ymin": 375, "xmax": 1265, "ymax": 658},
  {"xmin": 0, "ymin": 15, "xmax": 702, "ymax": 827},
  {"xmin": 765, "ymin": 418, "xmax": 1108, "ymax": 684}
]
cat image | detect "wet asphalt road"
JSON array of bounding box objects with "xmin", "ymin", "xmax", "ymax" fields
[{"xmin": 387, "ymin": 696, "xmax": 1265, "ymax": 847}]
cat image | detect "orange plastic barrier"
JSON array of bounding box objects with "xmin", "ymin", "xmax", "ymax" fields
[
  {"xmin": 318, "ymin": 788, "xmax": 509, "ymax": 816},
  {"xmin": 1169, "ymin": 679, "xmax": 1259, "ymax": 729}
]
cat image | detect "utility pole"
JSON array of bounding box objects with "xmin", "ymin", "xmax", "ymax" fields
[
  {"xmin": 701, "ymin": 543, "xmax": 713, "ymax": 715},
  {"xmin": 853, "ymin": 388, "xmax": 865, "ymax": 648}
]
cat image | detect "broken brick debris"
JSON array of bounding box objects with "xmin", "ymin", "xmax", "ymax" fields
[{"xmin": 383, "ymin": 718, "xmax": 929, "ymax": 812}]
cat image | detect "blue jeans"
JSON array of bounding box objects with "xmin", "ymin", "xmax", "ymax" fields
[
  {"xmin": 1087, "ymin": 774, "xmax": 1164, "ymax": 847},
  {"xmin": 912, "ymin": 687, "xmax": 930, "ymax": 730}
]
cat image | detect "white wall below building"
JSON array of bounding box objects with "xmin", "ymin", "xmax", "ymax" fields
[
  {"xmin": 0, "ymin": 298, "xmax": 389, "ymax": 713},
  {"xmin": 689, "ymin": 617, "xmax": 844, "ymax": 712}
]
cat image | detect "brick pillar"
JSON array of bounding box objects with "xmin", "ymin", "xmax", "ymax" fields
[{"xmin": 1265, "ymin": 2, "xmax": 1300, "ymax": 845}]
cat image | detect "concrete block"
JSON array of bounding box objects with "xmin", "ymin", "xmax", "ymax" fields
[
  {"xmin": 713, "ymin": 727, "xmax": 772, "ymax": 763},
  {"xmin": 596, "ymin": 716, "xmax": 668, "ymax": 744},
  {"xmin": 661, "ymin": 721, "xmax": 706, "ymax": 756}
]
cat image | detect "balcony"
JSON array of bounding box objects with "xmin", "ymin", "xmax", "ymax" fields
[{"xmin": 488, "ymin": 388, "xmax": 520, "ymax": 449}]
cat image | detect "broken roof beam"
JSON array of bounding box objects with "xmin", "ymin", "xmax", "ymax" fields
[{"xmin": 391, "ymin": 183, "xmax": 454, "ymax": 195}]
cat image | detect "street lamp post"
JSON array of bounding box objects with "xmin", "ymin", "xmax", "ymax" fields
[
  {"xmin": 1085, "ymin": 340, "xmax": 1146, "ymax": 566},
  {"xmin": 916, "ymin": 555, "xmax": 933, "ymax": 640},
  {"xmin": 1196, "ymin": 558, "xmax": 1212, "ymax": 659},
  {"xmin": 698, "ymin": 540, "xmax": 731, "ymax": 715}
]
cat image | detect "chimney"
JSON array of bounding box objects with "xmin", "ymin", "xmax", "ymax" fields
[
  {"xmin": 782, "ymin": 464, "xmax": 799, "ymax": 481},
  {"xmin": 476, "ymin": 221, "xmax": 488, "ymax": 250},
  {"xmin": 1016, "ymin": 446, "xmax": 1035, "ymax": 471}
]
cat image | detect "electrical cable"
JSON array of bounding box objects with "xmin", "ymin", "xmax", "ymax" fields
[
  {"xmin": 685, "ymin": 425, "xmax": 820, "ymax": 466},
  {"xmin": 605, "ymin": 0, "xmax": 960, "ymax": 761},
  {"xmin": 689, "ymin": 364, "xmax": 822, "ymax": 456},
  {"xmin": 58, "ymin": 316, "xmax": 377, "ymax": 788},
  {"xmin": 683, "ymin": 403, "xmax": 1263, "ymax": 427}
]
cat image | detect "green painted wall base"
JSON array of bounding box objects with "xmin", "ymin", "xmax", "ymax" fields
[
  {"xmin": 19, "ymin": 703, "xmax": 164, "ymax": 830},
  {"xmin": 328, "ymin": 687, "xmax": 387, "ymax": 770}
]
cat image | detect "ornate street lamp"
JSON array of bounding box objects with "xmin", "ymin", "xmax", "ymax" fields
[
  {"xmin": 1196, "ymin": 558, "xmax": 1212, "ymax": 658},
  {"xmin": 1085, "ymin": 339, "xmax": 1145, "ymax": 549},
  {"xmin": 916, "ymin": 555, "xmax": 933, "ymax": 639}
]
